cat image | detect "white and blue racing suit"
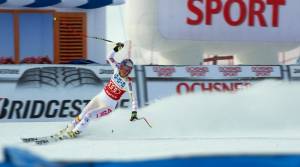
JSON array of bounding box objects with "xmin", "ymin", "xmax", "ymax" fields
[{"xmin": 71, "ymin": 51, "xmax": 137, "ymax": 133}]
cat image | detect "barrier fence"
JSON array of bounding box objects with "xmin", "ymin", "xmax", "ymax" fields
[{"xmin": 0, "ymin": 64, "xmax": 298, "ymax": 122}]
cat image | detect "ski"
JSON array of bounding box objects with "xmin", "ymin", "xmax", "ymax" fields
[
  {"xmin": 21, "ymin": 135, "xmax": 59, "ymax": 144},
  {"xmin": 34, "ymin": 134, "xmax": 64, "ymax": 145},
  {"xmin": 21, "ymin": 135, "xmax": 54, "ymax": 143},
  {"xmin": 21, "ymin": 137, "xmax": 39, "ymax": 143},
  {"xmin": 21, "ymin": 129, "xmax": 72, "ymax": 145}
]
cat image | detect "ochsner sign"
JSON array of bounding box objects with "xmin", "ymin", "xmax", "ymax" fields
[{"xmin": 158, "ymin": 0, "xmax": 300, "ymax": 42}]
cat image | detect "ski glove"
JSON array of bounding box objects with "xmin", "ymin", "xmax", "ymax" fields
[
  {"xmin": 130, "ymin": 111, "xmax": 138, "ymax": 121},
  {"xmin": 113, "ymin": 42, "xmax": 124, "ymax": 52}
]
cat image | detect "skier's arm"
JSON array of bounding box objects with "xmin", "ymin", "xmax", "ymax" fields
[
  {"xmin": 127, "ymin": 79, "xmax": 138, "ymax": 121},
  {"xmin": 128, "ymin": 80, "xmax": 137, "ymax": 111},
  {"xmin": 106, "ymin": 42, "xmax": 124, "ymax": 68},
  {"xmin": 106, "ymin": 51, "xmax": 118, "ymax": 68}
]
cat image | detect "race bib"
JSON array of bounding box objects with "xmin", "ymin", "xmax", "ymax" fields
[{"xmin": 104, "ymin": 79, "xmax": 126, "ymax": 100}]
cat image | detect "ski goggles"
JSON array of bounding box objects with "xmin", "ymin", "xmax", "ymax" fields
[{"xmin": 120, "ymin": 63, "xmax": 133, "ymax": 71}]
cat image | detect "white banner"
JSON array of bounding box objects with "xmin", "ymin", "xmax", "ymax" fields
[
  {"xmin": 146, "ymin": 81, "xmax": 252, "ymax": 101},
  {"xmin": 289, "ymin": 65, "xmax": 300, "ymax": 79},
  {"xmin": 145, "ymin": 65, "xmax": 282, "ymax": 79},
  {"xmin": 0, "ymin": 65, "xmax": 136, "ymax": 122},
  {"xmin": 0, "ymin": 64, "xmax": 135, "ymax": 81},
  {"xmin": 158, "ymin": 0, "xmax": 300, "ymax": 42},
  {"xmin": 0, "ymin": 64, "xmax": 294, "ymax": 122}
]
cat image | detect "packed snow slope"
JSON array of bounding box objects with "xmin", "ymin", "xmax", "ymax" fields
[{"xmin": 1, "ymin": 81, "xmax": 300, "ymax": 162}]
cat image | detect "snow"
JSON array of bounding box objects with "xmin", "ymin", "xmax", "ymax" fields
[{"xmin": 1, "ymin": 81, "xmax": 300, "ymax": 162}]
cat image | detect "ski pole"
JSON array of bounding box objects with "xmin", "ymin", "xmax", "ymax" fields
[
  {"xmin": 83, "ymin": 35, "xmax": 116, "ymax": 44},
  {"xmin": 137, "ymin": 117, "xmax": 152, "ymax": 128},
  {"xmin": 58, "ymin": 22, "xmax": 116, "ymax": 44}
]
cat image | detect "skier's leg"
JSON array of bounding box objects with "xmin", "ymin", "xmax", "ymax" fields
[
  {"xmin": 68, "ymin": 95, "xmax": 107, "ymax": 130},
  {"xmin": 70, "ymin": 107, "xmax": 113, "ymax": 136}
]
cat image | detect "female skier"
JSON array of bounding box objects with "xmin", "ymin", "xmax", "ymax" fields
[{"xmin": 62, "ymin": 42, "xmax": 138, "ymax": 138}]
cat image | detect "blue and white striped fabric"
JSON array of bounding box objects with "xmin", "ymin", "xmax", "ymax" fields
[{"xmin": 0, "ymin": 0, "xmax": 125, "ymax": 9}]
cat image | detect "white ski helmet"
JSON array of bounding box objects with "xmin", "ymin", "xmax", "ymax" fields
[{"xmin": 119, "ymin": 59, "xmax": 134, "ymax": 76}]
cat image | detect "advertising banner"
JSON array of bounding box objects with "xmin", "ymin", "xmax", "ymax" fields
[
  {"xmin": 288, "ymin": 65, "xmax": 300, "ymax": 79},
  {"xmin": 0, "ymin": 64, "xmax": 293, "ymax": 122},
  {"xmin": 147, "ymin": 80, "xmax": 252, "ymax": 101},
  {"xmin": 0, "ymin": 65, "xmax": 136, "ymax": 122},
  {"xmin": 158, "ymin": 0, "xmax": 300, "ymax": 42},
  {"xmin": 144, "ymin": 65, "xmax": 283, "ymax": 103},
  {"xmin": 145, "ymin": 65, "xmax": 282, "ymax": 79}
]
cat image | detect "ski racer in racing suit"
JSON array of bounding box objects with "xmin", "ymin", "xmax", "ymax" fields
[{"xmin": 62, "ymin": 42, "xmax": 138, "ymax": 138}]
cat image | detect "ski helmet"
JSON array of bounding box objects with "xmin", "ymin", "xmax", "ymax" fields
[{"xmin": 119, "ymin": 59, "xmax": 134, "ymax": 76}]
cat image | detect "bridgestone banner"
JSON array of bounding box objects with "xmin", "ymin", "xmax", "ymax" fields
[{"xmin": 0, "ymin": 65, "xmax": 136, "ymax": 122}]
